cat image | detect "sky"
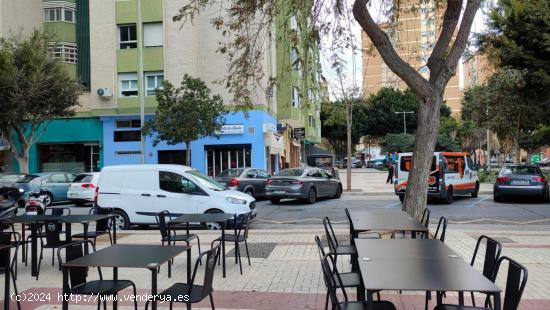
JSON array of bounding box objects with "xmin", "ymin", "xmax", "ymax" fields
[{"xmin": 320, "ymin": 0, "xmax": 489, "ymax": 100}]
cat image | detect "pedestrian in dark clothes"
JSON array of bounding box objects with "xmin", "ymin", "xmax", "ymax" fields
[{"xmin": 386, "ymin": 160, "xmax": 395, "ymax": 184}]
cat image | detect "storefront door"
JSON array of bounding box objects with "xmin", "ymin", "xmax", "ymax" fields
[{"xmin": 39, "ymin": 143, "xmax": 100, "ymax": 173}]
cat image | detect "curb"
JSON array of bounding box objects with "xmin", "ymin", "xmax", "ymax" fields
[{"xmin": 342, "ymin": 190, "xmax": 493, "ymax": 197}]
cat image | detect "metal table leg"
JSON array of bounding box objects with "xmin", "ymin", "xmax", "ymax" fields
[
  {"xmin": 62, "ymin": 266, "xmax": 69, "ymax": 310},
  {"xmin": 150, "ymin": 268, "xmax": 157, "ymax": 310},
  {"xmin": 222, "ymin": 226, "xmax": 226, "ymax": 278},
  {"xmin": 3, "ymin": 246, "xmax": 10, "ymax": 310},
  {"xmin": 187, "ymin": 247, "xmax": 191, "ymax": 283},
  {"xmin": 494, "ymin": 292, "xmax": 501, "ymax": 310},
  {"xmin": 113, "ymin": 267, "xmax": 118, "ymax": 310},
  {"xmin": 31, "ymin": 223, "xmax": 38, "ymax": 277},
  {"xmin": 366, "ymin": 290, "xmax": 374, "ymax": 310}
]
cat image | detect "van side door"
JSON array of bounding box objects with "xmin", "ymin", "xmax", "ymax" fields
[{"xmin": 122, "ymin": 170, "xmax": 158, "ymax": 224}]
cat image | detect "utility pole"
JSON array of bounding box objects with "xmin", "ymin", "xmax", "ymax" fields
[
  {"xmin": 394, "ymin": 111, "xmax": 414, "ymax": 134},
  {"xmin": 487, "ymin": 129, "xmax": 491, "ymax": 168},
  {"xmin": 137, "ymin": 0, "xmax": 146, "ymax": 164}
]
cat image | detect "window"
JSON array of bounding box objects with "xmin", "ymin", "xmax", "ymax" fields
[
  {"xmin": 143, "ymin": 23, "xmax": 163, "ymax": 47},
  {"xmin": 308, "ymin": 115, "xmax": 315, "ymax": 127},
  {"xmin": 292, "ymin": 86, "xmax": 301, "ymax": 108},
  {"xmin": 49, "ymin": 43, "xmax": 77, "ymax": 64},
  {"xmin": 290, "ymin": 48, "xmax": 299, "ymax": 70},
  {"xmin": 114, "ymin": 130, "xmax": 141, "ymax": 142},
  {"xmin": 257, "ymin": 170, "xmax": 270, "ymax": 178},
  {"xmin": 308, "ymin": 89, "xmax": 314, "ymax": 102},
  {"xmin": 159, "ymin": 171, "xmax": 199, "ymax": 193},
  {"xmin": 49, "ymin": 174, "xmax": 67, "ymax": 183},
  {"xmin": 145, "ymin": 72, "xmax": 164, "ymax": 96},
  {"xmin": 290, "ymin": 15, "xmax": 298, "ymax": 30},
  {"xmin": 245, "ymin": 169, "xmax": 257, "ymax": 178},
  {"xmin": 119, "ymin": 25, "xmax": 137, "ymax": 49},
  {"xmin": 119, "ymin": 73, "xmax": 138, "ymax": 97},
  {"xmin": 44, "ymin": 7, "xmax": 75, "ymax": 23},
  {"xmin": 115, "ymin": 151, "xmax": 141, "ymax": 156},
  {"xmin": 116, "ymin": 119, "xmax": 141, "ymax": 128}
]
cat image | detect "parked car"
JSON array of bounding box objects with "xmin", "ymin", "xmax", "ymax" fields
[
  {"xmin": 367, "ymin": 159, "xmax": 387, "ymax": 169},
  {"xmin": 493, "ymin": 165, "xmax": 549, "ymax": 202},
  {"xmin": 11, "ymin": 172, "xmax": 76, "ymax": 206},
  {"xmin": 265, "ymin": 167, "xmax": 342, "ymax": 204},
  {"xmin": 215, "ymin": 168, "xmax": 271, "ymax": 198},
  {"xmin": 336, "ymin": 158, "xmax": 363, "ymax": 168},
  {"xmin": 536, "ymin": 158, "xmax": 550, "ymax": 167},
  {"xmin": 0, "ymin": 173, "xmax": 27, "ymax": 188},
  {"xmin": 67, "ymin": 172, "xmax": 100, "ymax": 206},
  {"xmin": 96, "ymin": 164, "xmax": 256, "ymax": 230}
]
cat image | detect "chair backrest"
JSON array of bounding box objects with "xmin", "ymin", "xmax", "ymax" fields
[
  {"xmin": 189, "ymin": 243, "xmax": 221, "ymax": 297},
  {"xmin": 344, "ymin": 208, "xmax": 355, "ymax": 245},
  {"xmin": 57, "ymin": 240, "xmax": 100, "ymax": 289},
  {"xmin": 233, "ymin": 213, "xmax": 251, "ymax": 238},
  {"xmin": 320, "ymin": 254, "xmax": 347, "ymax": 309},
  {"xmin": 322, "ymin": 217, "xmax": 339, "ymax": 253},
  {"xmin": 89, "ymin": 207, "xmax": 110, "ymax": 233},
  {"xmin": 491, "ymin": 256, "xmax": 528, "ymax": 310},
  {"xmin": 434, "ymin": 216, "xmax": 447, "ymax": 242},
  {"xmin": 420, "ymin": 208, "xmax": 430, "ymax": 228},
  {"xmin": 156, "ymin": 210, "xmax": 170, "ymax": 240},
  {"xmin": 314, "ymin": 236, "xmax": 327, "ymax": 261},
  {"xmin": 471, "ymin": 235, "xmax": 502, "ymax": 280},
  {"xmin": 44, "ymin": 220, "xmax": 64, "ymax": 246}
]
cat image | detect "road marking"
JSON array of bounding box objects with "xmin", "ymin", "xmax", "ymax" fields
[{"xmin": 465, "ymin": 196, "xmax": 490, "ymax": 208}]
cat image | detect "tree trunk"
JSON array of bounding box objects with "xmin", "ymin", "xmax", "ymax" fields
[
  {"xmin": 525, "ymin": 150, "xmax": 532, "ymax": 164},
  {"xmin": 402, "ymin": 93, "xmax": 442, "ymax": 220},
  {"xmin": 346, "ymin": 102, "xmax": 352, "ymax": 191},
  {"xmin": 514, "ymin": 130, "xmax": 521, "ymax": 164},
  {"xmin": 185, "ymin": 140, "xmax": 191, "ymax": 166},
  {"xmin": 15, "ymin": 155, "xmax": 30, "ymax": 173}
]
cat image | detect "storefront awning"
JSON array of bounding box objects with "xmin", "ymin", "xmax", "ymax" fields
[{"xmin": 264, "ymin": 133, "xmax": 284, "ymax": 155}]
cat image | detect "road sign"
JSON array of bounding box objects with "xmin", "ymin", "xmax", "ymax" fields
[{"xmin": 293, "ymin": 128, "xmax": 305, "ymax": 140}]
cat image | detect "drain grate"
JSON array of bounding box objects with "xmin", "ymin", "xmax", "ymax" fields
[
  {"xmin": 319, "ymin": 234, "xmax": 350, "ymax": 247},
  {"xmin": 226, "ymin": 242, "xmax": 277, "ymax": 258},
  {"xmin": 493, "ymin": 237, "xmax": 515, "ymax": 243}
]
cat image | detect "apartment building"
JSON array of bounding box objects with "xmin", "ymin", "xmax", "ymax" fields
[
  {"xmin": 361, "ymin": 0, "xmax": 463, "ymax": 113},
  {"xmin": 2, "ymin": 0, "xmax": 324, "ymax": 175}
]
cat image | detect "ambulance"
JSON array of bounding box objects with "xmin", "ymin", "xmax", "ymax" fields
[{"xmin": 394, "ymin": 152, "xmax": 479, "ymax": 203}]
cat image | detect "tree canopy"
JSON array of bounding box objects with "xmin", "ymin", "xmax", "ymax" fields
[
  {"xmin": 143, "ymin": 74, "xmax": 226, "ymax": 165},
  {"xmin": 0, "ymin": 30, "xmax": 80, "ymax": 173}
]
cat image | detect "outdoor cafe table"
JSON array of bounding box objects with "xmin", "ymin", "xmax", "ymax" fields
[
  {"xmin": 169, "ymin": 213, "xmax": 236, "ymax": 279},
  {"xmin": 1, "ymin": 244, "xmax": 12, "ymax": 310},
  {"xmin": 62, "ymin": 244, "xmax": 189, "ymax": 310},
  {"xmin": 4, "ymin": 214, "xmax": 117, "ymax": 277},
  {"xmin": 349, "ymin": 210, "xmax": 429, "ymax": 238},
  {"xmin": 354, "ymin": 238, "xmax": 502, "ymax": 310}
]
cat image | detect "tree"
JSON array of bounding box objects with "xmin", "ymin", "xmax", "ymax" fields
[
  {"xmin": 382, "ymin": 133, "xmax": 415, "ymax": 153},
  {"xmin": 143, "ymin": 74, "xmax": 226, "ymax": 166},
  {"xmin": 320, "ymin": 99, "xmax": 365, "ymax": 160},
  {"xmin": 175, "ymin": 0, "xmax": 482, "ymax": 218},
  {"xmin": 0, "ymin": 31, "xmax": 80, "ymax": 173}
]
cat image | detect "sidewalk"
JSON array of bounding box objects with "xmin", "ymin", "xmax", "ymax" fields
[
  {"xmin": 338, "ymin": 169, "xmax": 493, "ymax": 196},
  {"xmin": 4, "ymin": 224, "xmax": 550, "ymax": 309}
]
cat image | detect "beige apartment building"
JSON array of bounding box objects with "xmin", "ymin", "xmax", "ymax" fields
[{"xmin": 361, "ymin": 0, "xmax": 464, "ymax": 113}]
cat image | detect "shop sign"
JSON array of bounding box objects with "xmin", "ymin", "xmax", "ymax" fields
[
  {"xmin": 216, "ymin": 124, "xmax": 244, "ymax": 135},
  {"xmin": 293, "ymin": 128, "xmax": 305, "ymax": 140},
  {"xmin": 263, "ymin": 123, "xmax": 277, "ymax": 133}
]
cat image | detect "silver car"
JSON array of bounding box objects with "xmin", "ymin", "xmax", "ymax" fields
[
  {"xmin": 494, "ymin": 165, "xmax": 550, "ymax": 202},
  {"xmin": 265, "ymin": 167, "xmax": 342, "ymax": 204},
  {"xmin": 215, "ymin": 168, "xmax": 271, "ymax": 198}
]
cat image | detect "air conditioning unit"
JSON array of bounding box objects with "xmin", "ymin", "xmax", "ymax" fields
[{"xmin": 97, "ymin": 87, "xmax": 112, "ymax": 97}]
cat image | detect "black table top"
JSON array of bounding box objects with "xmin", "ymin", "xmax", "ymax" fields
[
  {"xmin": 350, "ymin": 210, "xmax": 428, "ymax": 232},
  {"xmin": 6, "ymin": 214, "xmax": 114, "ymax": 224},
  {"xmin": 170, "ymin": 213, "xmax": 235, "ymax": 224},
  {"xmin": 355, "ymin": 239, "xmax": 456, "ymax": 260},
  {"xmin": 63, "ymin": 244, "xmax": 189, "ymax": 269}
]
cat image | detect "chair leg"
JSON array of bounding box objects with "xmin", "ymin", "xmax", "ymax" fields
[
  {"xmin": 376, "ymin": 291, "xmax": 381, "ymax": 301},
  {"xmin": 470, "ymin": 292, "xmax": 476, "ymax": 306},
  {"xmin": 237, "ymin": 244, "xmax": 243, "ymax": 275},
  {"xmin": 52, "ymin": 248, "xmax": 55, "ymax": 266},
  {"xmin": 10, "ymin": 269, "xmax": 21, "ymax": 310},
  {"xmin": 103, "ymin": 300, "xmax": 107, "ymax": 310},
  {"xmin": 196, "ymin": 236, "xmax": 202, "ymax": 265},
  {"xmin": 210, "ymin": 293, "xmax": 215, "ymax": 309},
  {"xmin": 97, "ymin": 299, "xmax": 102, "ymax": 310},
  {"xmin": 36, "ymin": 246, "xmax": 44, "ymax": 280},
  {"xmin": 108, "ymin": 231, "xmax": 113, "ymax": 245},
  {"xmin": 145, "ymin": 300, "xmax": 150, "ymax": 310},
  {"xmin": 425, "ymin": 291, "xmax": 431, "ymax": 310},
  {"xmin": 324, "ymin": 291, "xmax": 329, "ymax": 310},
  {"xmin": 170, "ymin": 301, "xmax": 173, "ymax": 310},
  {"xmin": 132, "ymin": 284, "xmax": 138, "ymax": 310},
  {"xmin": 244, "ymin": 240, "xmax": 251, "ymax": 266}
]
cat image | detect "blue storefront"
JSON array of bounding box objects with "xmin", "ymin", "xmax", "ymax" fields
[{"xmin": 101, "ymin": 110, "xmax": 282, "ymax": 176}]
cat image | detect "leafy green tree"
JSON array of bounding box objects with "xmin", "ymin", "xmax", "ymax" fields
[
  {"xmin": 143, "ymin": 74, "xmax": 226, "ymax": 166},
  {"xmin": 320, "ymin": 99, "xmax": 365, "ymax": 159},
  {"xmin": 382, "ymin": 134, "xmax": 415, "ymax": 153},
  {"xmin": 0, "ymin": 31, "xmax": 80, "ymax": 173}
]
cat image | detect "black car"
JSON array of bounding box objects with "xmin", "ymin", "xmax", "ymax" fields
[
  {"xmin": 494, "ymin": 165, "xmax": 550, "ymax": 202},
  {"xmin": 215, "ymin": 168, "xmax": 271, "ymax": 198}
]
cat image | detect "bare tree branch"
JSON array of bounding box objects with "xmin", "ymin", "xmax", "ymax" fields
[
  {"xmin": 427, "ymin": 0, "xmax": 463, "ymax": 78},
  {"xmin": 352, "ymin": 0, "xmax": 431, "ymax": 99}
]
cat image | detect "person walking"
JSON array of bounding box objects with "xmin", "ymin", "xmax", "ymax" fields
[{"xmin": 386, "ymin": 160, "xmax": 395, "ymax": 184}]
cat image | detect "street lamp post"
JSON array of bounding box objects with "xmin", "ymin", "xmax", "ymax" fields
[
  {"xmin": 394, "ymin": 111, "xmax": 414, "ymax": 134},
  {"xmin": 137, "ymin": 0, "xmax": 146, "ymax": 164}
]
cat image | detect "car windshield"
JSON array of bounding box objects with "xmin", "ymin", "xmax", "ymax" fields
[
  {"xmin": 278, "ymin": 169, "xmax": 304, "ymax": 177},
  {"xmin": 188, "ymin": 170, "xmax": 226, "ymax": 191},
  {"xmin": 218, "ymin": 169, "xmax": 244, "ymax": 178},
  {"xmin": 1, "ymin": 174, "xmax": 26, "ymax": 183},
  {"xmin": 72, "ymin": 174, "xmax": 94, "ymax": 183},
  {"xmin": 16, "ymin": 175, "xmax": 39, "ymax": 183},
  {"xmin": 501, "ymin": 166, "xmax": 540, "ymax": 175}
]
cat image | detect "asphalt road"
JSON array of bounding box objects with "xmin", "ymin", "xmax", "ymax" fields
[{"xmin": 50, "ymin": 194, "xmax": 550, "ymax": 230}]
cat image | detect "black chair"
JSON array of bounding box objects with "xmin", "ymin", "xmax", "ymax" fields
[
  {"xmin": 71, "ymin": 207, "xmax": 113, "ymax": 246},
  {"xmin": 25, "ymin": 206, "xmax": 72, "ymax": 264},
  {"xmin": 0, "ymin": 233, "xmax": 21, "ymax": 310},
  {"xmin": 315, "ymin": 236, "xmax": 378, "ymax": 310},
  {"xmin": 157, "ymin": 210, "xmax": 201, "ymax": 277},
  {"xmin": 145, "ymin": 243, "xmax": 221, "ymax": 310},
  {"xmin": 36, "ymin": 220, "xmax": 73, "ymax": 279},
  {"xmin": 58, "ymin": 240, "xmax": 138, "ymax": 310},
  {"xmin": 0, "ymin": 230, "xmax": 21, "ymax": 279},
  {"xmin": 211, "ymin": 212, "xmax": 251, "ymax": 275},
  {"xmin": 434, "ymin": 256, "xmax": 528, "ymax": 310},
  {"xmin": 433, "ymin": 216, "xmax": 448, "ymax": 242},
  {"xmin": 468, "ymin": 235, "xmax": 502, "ymax": 307},
  {"xmin": 419, "ymin": 208, "xmax": 431, "ymax": 239},
  {"xmin": 321, "ymin": 254, "xmax": 396, "ymax": 310},
  {"xmin": 323, "ymin": 217, "xmax": 357, "ymax": 266},
  {"xmin": 344, "ymin": 208, "xmax": 381, "ymax": 242}
]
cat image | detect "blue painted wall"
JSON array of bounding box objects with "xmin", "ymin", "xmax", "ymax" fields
[{"xmin": 101, "ymin": 110, "xmax": 277, "ymax": 174}]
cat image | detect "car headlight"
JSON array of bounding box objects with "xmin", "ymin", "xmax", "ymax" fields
[
  {"xmin": 18, "ymin": 188, "xmax": 24, "ymax": 193},
  {"xmin": 226, "ymin": 197, "xmax": 247, "ymax": 205}
]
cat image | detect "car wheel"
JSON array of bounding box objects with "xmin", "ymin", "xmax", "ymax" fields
[
  {"xmin": 204, "ymin": 209, "xmax": 223, "ymax": 230},
  {"xmin": 306, "ymin": 187, "xmax": 317, "ymax": 204},
  {"xmin": 471, "ymin": 182, "xmax": 479, "ymax": 198},
  {"xmin": 43, "ymin": 192, "xmax": 53, "ymax": 206},
  {"xmin": 244, "ymin": 188, "xmax": 254, "ymax": 198},
  {"xmin": 111, "ymin": 210, "xmax": 130, "ymax": 230},
  {"xmin": 444, "ymin": 187, "xmax": 453, "ymax": 204},
  {"xmin": 543, "ymin": 187, "xmax": 550, "ymax": 203},
  {"xmin": 270, "ymin": 198, "xmax": 280, "ymax": 204},
  {"xmin": 334, "ymin": 185, "xmax": 343, "ymax": 199}
]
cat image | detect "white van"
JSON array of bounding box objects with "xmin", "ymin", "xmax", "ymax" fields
[
  {"xmin": 395, "ymin": 152, "xmax": 479, "ymax": 203},
  {"xmin": 95, "ymin": 165, "xmax": 256, "ymax": 230}
]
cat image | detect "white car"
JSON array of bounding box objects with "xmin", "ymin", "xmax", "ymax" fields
[
  {"xmin": 95, "ymin": 164, "xmax": 256, "ymax": 230},
  {"xmin": 67, "ymin": 172, "xmax": 100, "ymax": 206}
]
